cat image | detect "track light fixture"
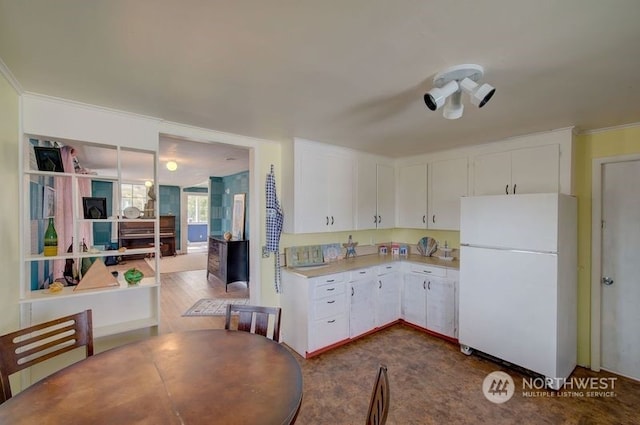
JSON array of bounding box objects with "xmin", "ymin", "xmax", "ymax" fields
[{"xmin": 424, "ymin": 64, "xmax": 495, "ymax": 119}]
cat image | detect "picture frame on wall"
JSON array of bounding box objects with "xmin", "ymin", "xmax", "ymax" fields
[
  {"xmin": 82, "ymin": 197, "xmax": 108, "ymax": 219},
  {"xmin": 231, "ymin": 193, "xmax": 246, "ymax": 240},
  {"xmin": 34, "ymin": 146, "xmax": 64, "ymax": 172},
  {"xmin": 43, "ymin": 186, "xmax": 56, "ymax": 218}
]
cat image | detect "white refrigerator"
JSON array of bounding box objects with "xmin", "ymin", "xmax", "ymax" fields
[{"xmin": 459, "ymin": 193, "xmax": 577, "ymax": 388}]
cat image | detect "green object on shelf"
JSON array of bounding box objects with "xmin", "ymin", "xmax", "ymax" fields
[
  {"xmin": 43, "ymin": 217, "xmax": 58, "ymax": 256},
  {"xmin": 124, "ymin": 268, "xmax": 144, "ymax": 285}
]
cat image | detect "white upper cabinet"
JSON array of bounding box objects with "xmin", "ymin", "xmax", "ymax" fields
[
  {"xmin": 355, "ymin": 154, "xmax": 395, "ymax": 230},
  {"xmin": 428, "ymin": 157, "xmax": 468, "ymax": 230},
  {"xmin": 396, "ymin": 163, "xmax": 428, "ymax": 228},
  {"xmin": 283, "ymin": 138, "xmax": 354, "ymax": 234},
  {"xmin": 473, "ymin": 144, "xmax": 560, "ymax": 195}
]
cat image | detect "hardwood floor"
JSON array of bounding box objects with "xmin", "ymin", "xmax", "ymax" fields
[
  {"xmin": 158, "ymin": 269, "xmax": 249, "ymax": 334},
  {"xmin": 156, "ymin": 270, "xmax": 640, "ymax": 424}
]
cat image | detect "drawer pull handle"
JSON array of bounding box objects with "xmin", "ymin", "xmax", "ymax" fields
[
  {"xmin": 423, "ymin": 270, "xmax": 432, "ymax": 274},
  {"xmin": 328, "ymin": 319, "xmax": 336, "ymax": 323},
  {"xmin": 326, "ymin": 279, "xmax": 335, "ymax": 283},
  {"xmin": 359, "ymin": 271, "xmax": 366, "ymax": 274},
  {"xmin": 327, "ymin": 300, "xmax": 335, "ymax": 304},
  {"xmin": 326, "ymin": 287, "xmax": 335, "ymax": 291}
]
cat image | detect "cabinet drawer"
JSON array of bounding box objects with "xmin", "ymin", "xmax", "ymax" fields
[
  {"xmin": 350, "ymin": 268, "xmax": 374, "ymax": 281},
  {"xmin": 377, "ymin": 263, "xmax": 401, "ymax": 275},
  {"xmin": 313, "ymin": 295, "xmax": 347, "ymax": 319},
  {"xmin": 409, "ymin": 263, "xmax": 447, "ymax": 277},
  {"xmin": 313, "ymin": 280, "xmax": 346, "ymax": 299},
  {"xmin": 309, "ymin": 313, "xmax": 349, "ymax": 352}
]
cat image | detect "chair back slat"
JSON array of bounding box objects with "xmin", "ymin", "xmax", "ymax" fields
[
  {"xmin": 0, "ymin": 310, "xmax": 93, "ymax": 404},
  {"xmin": 224, "ymin": 304, "xmax": 282, "ymax": 341},
  {"xmin": 366, "ymin": 364, "xmax": 390, "ymax": 425}
]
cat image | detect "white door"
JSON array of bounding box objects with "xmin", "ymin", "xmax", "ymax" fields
[
  {"xmin": 396, "ymin": 163, "xmax": 427, "ymax": 228},
  {"xmin": 402, "ymin": 273, "xmax": 427, "ymax": 327},
  {"xmin": 376, "ymin": 163, "xmax": 395, "ymax": 229},
  {"xmin": 426, "ymin": 276, "xmax": 456, "ymax": 338},
  {"xmin": 601, "ymin": 159, "xmax": 640, "ymax": 380},
  {"xmin": 349, "ymin": 279, "xmax": 376, "ymax": 337}
]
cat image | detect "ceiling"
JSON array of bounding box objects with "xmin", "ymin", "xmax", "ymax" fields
[{"xmin": 2, "ymin": 1, "xmax": 640, "ymax": 171}]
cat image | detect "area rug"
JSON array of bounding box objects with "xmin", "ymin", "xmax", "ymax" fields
[
  {"xmin": 145, "ymin": 252, "xmax": 207, "ymax": 273},
  {"xmin": 182, "ymin": 298, "xmax": 250, "ymax": 316}
]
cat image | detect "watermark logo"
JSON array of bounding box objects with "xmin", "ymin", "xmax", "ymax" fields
[
  {"xmin": 482, "ymin": 371, "xmax": 618, "ymax": 402},
  {"xmin": 483, "ymin": 371, "xmax": 515, "ymax": 403}
]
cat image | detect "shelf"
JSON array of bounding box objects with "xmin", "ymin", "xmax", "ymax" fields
[
  {"xmin": 24, "ymin": 248, "xmax": 153, "ymax": 261},
  {"xmin": 19, "ymin": 277, "xmax": 159, "ymax": 303},
  {"xmin": 93, "ymin": 317, "xmax": 159, "ymax": 339}
]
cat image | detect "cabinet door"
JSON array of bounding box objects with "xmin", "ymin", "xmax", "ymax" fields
[
  {"xmin": 396, "ymin": 163, "xmax": 428, "ymax": 228},
  {"xmin": 426, "ymin": 276, "xmax": 456, "ymax": 338},
  {"xmin": 349, "ymin": 279, "xmax": 376, "ymax": 337},
  {"xmin": 296, "ymin": 148, "xmax": 330, "ymax": 233},
  {"xmin": 402, "ymin": 273, "xmax": 427, "ymax": 327},
  {"xmin": 327, "ymin": 152, "xmax": 354, "ymax": 232},
  {"xmin": 510, "ymin": 144, "xmax": 559, "ymax": 194},
  {"xmin": 428, "ymin": 158, "xmax": 468, "ymax": 230},
  {"xmin": 376, "ymin": 273, "xmax": 401, "ymax": 327},
  {"xmin": 376, "ymin": 164, "xmax": 395, "ymax": 229},
  {"xmin": 355, "ymin": 156, "xmax": 377, "ymax": 230},
  {"xmin": 473, "ymin": 151, "xmax": 511, "ymax": 195}
]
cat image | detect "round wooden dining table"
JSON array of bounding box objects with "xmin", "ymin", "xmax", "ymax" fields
[{"xmin": 0, "ymin": 329, "xmax": 303, "ymax": 425}]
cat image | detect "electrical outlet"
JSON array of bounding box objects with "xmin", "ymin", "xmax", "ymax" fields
[{"xmin": 262, "ymin": 246, "xmax": 270, "ymax": 258}]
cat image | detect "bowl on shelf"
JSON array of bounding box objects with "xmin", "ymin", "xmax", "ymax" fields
[{"xmin": 124, "ymin": 268, "xmax": 144, "ymax": 285}]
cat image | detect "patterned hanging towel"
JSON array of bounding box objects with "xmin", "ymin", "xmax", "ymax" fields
[{"xmin": 265, "ymin": 165, "xmax": 284, "ymax": 292}]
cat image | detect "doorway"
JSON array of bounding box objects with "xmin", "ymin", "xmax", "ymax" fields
[
  {"xmin": 591, "ymin": 154, "xmax": 640, "ymax": 380},
  {"xmin": 185, "ymin": 192, "xmax": 209, "ymax": 254}
]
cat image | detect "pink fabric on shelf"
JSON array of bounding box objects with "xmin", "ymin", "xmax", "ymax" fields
[{"xmin": 53, "ymin": 146, "xmax": 93, "ymax": 279}]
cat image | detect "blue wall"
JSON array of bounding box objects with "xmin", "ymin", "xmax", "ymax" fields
[{"xmin": 208, "ymin": 171, "xmax": 249, "ymax": 239}]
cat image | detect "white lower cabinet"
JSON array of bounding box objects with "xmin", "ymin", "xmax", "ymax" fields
[
  {"xmin": 282, "ymin": 263, "xmax": 457, "ymax": 358},
  {"xmin": 281, "ymin": 270, "xmax": 349, "ymax": 357},
  {"xmin": 402, "ymin": 273, "xmax": 428, "ymax": 327},
  {"xmin": 403, "ymin": 264, "xmax": 458, "ymax": 338},
  {"xmin": 349, "ymin": 269, "xmax": 376, "ymax": 338},
  {"xmin": 376, "ymin": 264, "xmax": 401, "ymax": 327},
  {"xmin": 426, "ymin": 276, "xmax": 456, "ymax": 338}
]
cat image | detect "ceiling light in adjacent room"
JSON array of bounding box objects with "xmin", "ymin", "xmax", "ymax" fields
[{"xmin": 166, "ymin": 160, "xmax": 178, "ymax": 171}]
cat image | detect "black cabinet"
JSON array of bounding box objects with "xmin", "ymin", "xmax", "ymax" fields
[{"xmin": 207, "ymin": 237, "xmax": 249, "ymax": 291}]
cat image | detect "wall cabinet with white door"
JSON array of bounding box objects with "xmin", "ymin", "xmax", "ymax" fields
[
  {"xmin": 473, "ymin": 144, "xmax": 560, "ymax": 195},
  {"xmin": 282, "ymin": 138, "xmax": 354, "ymax": 234},
  {"xmin": 355, "ymin": 154, "xmax": 395, "ymax": 230},
  {"xmin": 348, "ymin": 268, "xmax": 376, "ymax": 338},
  {"xmin": 428, "ymin": 157, "xmax": 468, "ymax": 230},
  {"xmin": 396, "ymin": 163, "xmax": 428, "ymax": 228}
]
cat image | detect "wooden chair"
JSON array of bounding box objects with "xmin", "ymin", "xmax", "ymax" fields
[
  {"xmin": 366, "ymin": 364, "xmax": 390, "ymax": 425},
  {"xmin": 0, "ymin": 310, "xmax": 93, "ymax": 404},
  {"xmin": 224, "ymin": 304, "xmax": 282, "ymax": 341}
]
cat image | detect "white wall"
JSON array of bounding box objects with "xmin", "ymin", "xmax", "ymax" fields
[{"xmin": 0, "ymin": 70, "xmax": 21, "ymax": 333}]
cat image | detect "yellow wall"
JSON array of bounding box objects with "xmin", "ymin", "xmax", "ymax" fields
[
  {"xmin": 574, "ymin": 125, "xmax": 640, "ymax": 366},
  {"xmin": 0, "ymin": 73, "xmax": 20, "ymax": 333}
]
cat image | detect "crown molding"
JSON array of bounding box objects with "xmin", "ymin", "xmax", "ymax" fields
[{"xmin": 0, "ymin": 57, "xmax": 24, "ymax": 94}]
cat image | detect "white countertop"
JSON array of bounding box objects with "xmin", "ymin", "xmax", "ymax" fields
[{"xmin": 284, "ymin": 253, "xmax": 459, "ymax": 278}]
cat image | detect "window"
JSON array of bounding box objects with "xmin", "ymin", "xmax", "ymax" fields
[
  {"xmin": 187, "ymin": 194, "xmax": 208, "ymax": 223},
  {"xmin": 121, "ymin": 183, "xmax": 147, "ymax": 211}
]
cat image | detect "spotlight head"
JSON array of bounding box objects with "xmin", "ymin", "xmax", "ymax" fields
[
  {"xmin": 460, "ymin": 77, "xmax": 496, "ymax": 108},
  {"xmin": 423, "ymin": 80, "xmax": 459, "ymax": 111}
]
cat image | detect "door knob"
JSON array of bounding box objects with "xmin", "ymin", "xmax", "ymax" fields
[{"xmin": 602, "ymin": 277, "xmax": 614, "ymax": 286}]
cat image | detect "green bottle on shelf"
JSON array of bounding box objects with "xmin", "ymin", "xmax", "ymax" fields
[{"xmin": 43, "ymin": 217, "xmax": 58, "ymax": 256}]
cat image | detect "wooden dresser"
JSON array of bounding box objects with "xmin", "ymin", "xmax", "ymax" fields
[
  {"xmin": 207, "ymin": 236, "xmax": 249, "ymax": 291},
  {"xmin": 119, "ymin": 215, "xmax": 177, "ymax": 257}
]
